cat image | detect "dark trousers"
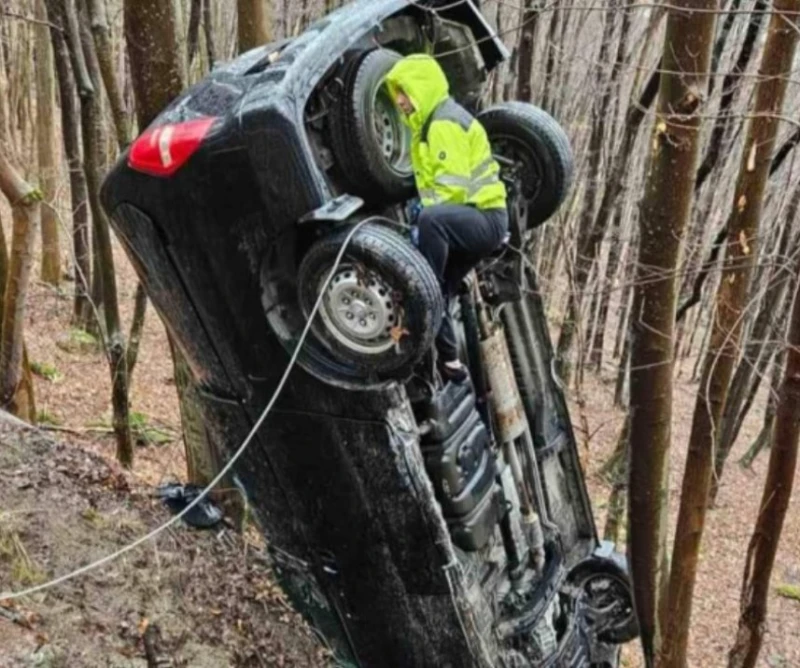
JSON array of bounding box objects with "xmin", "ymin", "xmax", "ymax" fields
[{"xmin": 416, "ymin": 204, "xmax": 508, "ymax": 361}]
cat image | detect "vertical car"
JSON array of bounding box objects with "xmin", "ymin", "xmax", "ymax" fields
[{"xmin": 101, "ymin": 1, "xmax": 637, "ymax": 665}]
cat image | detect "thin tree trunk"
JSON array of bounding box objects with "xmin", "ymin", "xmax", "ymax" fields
[
  {"xmin": 44, "ymin": 0, "xmax": 92, "ymax": 329},
  {"xmin": 727, "ymin": 279, "xmax": 800, "ymax": 668},
  {"xmin": 662, "ymin": 5, "xmax": 800, "ymax": 664},
  {"xmin": 237, "ymin": 0, "xmax": 271, "ymax": 53},
  {"xmin": 694, "ymin": 1, "xmax": 767, "ymax": 193},
  {"xmin": 627, "ymin": 4, "xmax": 716, "ymax": 662},
  {"xmin": 76, "ymin": 0, "xmax": 133, "ymax": 467},
  {"xmin": 35, "ymin": 0, "xmax": 61, "ymax": 286},
  {"xmin": 711, "ymin": 194, "xmax": 799, "ymax": 500},
  {"xmin": 202, "ymin": 0, "xmax": 216, "ymax": 70},
  {"xmin": 555, "ymin": 1, "xmax": 618, "ymax": 384},
  {"xmin": 589, "ymin": 207, "xmax": 624, "ymax": 372},
  {"xmin": 603, "ymin": 416, "xmax": 630, "ymax": 545},
  {"xmin": 738, "ymin": 354, "xmax": 781, "ymax": 469},
  {"xmin": 515, "ymin": 0, "xmax": 541, "ymax": 103},
  {"xmin": 187, "ymin": 0, "xmax": 202, "ymax": 68},
  {"xmin": 0, "ymin": 153, "xmax": 41, "ymax": 421},
  {"xmin": 87, "ymin": 0, "xmax": 129, "ymax": 149}
]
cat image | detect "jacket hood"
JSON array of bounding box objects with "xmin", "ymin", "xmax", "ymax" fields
[{"xmin": 385, "ymin": 54, "xmax": 450, "ymax": 132}]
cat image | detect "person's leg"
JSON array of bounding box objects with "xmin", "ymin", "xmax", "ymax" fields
[{"xmin": 416, "ymin": 205, "xmax": 507, "ymax": 378}]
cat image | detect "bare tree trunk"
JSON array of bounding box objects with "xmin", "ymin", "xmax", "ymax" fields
[
  {"xmin": 627, "ymin": 4, "xmax": 716, "ymax": 662},
  {"xmin": 125, "ymin": 0, "xmax": 184, "ymax": 129},
  {"xmin": 35, "ymin": 0, "xmax": 61, "ymax": 287},
  {"xmin": 187, "ymin": 0, "xmax": 202, "ymax": 68},
  {"xmin": 694, "ymin": 1, "xmax": 766, "ymax": 192},
  {"xmin": 662, "ymin": 5, "xmax": 800, "ymax": 664},
  {"xmin": 727, "ymin": 278, "xmax": 800, "ymax": 668},
  {"xmin": 603, "ymin": 416, "xmax": 630, "ymax": 545},
  {"xmin": 237, "ymin": 0, "xmax": 271, "ymax": 53},
  {"xmin": 202, "ymin": 0, "xmax": 216, "ymax": 70},
  {"xmin": 85, "ymin": 0, "xmax": 149, "ymax": 386},
  {"xmin": 738, "ymin": 353, "xmax": 781, "ymax": 469},
  {"xmin": 711, "ymin": 193, "xmax": 800, "ymax": 500},
  {"xmin": 555, "ymin": 1, "xmax": 618, "ymax": 383},
  {"xmin": 515, "ymin": 0, "xmax": 541, "ymax": 103},
  {"xmin": 0, "ymin": 153, "xmax": 40, "ymax": 421},
  {"xmin": 75, "ymin": 0, "xmax": 133, "ymax": 467},
  {"xmin": 87, "ymin": 0, "xmax": 129, "ymax": 149},
  {"xmin": 44, "ymin": 0, "xmax": 92, "ymax": 329}
]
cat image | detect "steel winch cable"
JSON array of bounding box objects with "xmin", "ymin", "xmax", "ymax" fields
[{"xmin": 0, "ymin": 219, "xmax": 372, "ymax": 602}]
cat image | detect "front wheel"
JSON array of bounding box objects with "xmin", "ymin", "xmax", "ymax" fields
[{"xmin": 298, "ymin": 222, "xmax": 444, "ymax": 378}]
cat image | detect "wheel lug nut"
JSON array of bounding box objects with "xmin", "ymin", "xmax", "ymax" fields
[
  {"xmin": 346, "ymin": 313, "xmax": 354, "ymax": 320},
  {"xmin": 360, "ymin": 320, "xmax": 367, "ymax": 327}
]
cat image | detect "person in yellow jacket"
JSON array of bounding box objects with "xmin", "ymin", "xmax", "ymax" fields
[{"xmin": 385, "ymin": 53, "xmax": 508, "ymax": 382}]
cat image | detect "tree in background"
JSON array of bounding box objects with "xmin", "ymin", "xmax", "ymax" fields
[
  {"xmin": 626, "ymin": 2, "xmax": 716, "ymax": 661},
  {"xmin": 34, "ymin": 0, "xmax": 60, "ymax": 286},
  {"xmin": 237, "ymin": 0, "xmax": 272, "ymax": 53},
  {"xmin": 728, "ymin": 272, "xmax": 800, "ymax": 668},
  {"xmin": 0, "ymin": 152, "xmax": 40, "ymax": 421},
  {"xmin": 662, "ymin": 4, "xmax": 800, "ymax": 664}
]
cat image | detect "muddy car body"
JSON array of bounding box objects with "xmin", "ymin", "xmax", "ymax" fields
[{"xmin": 101, "ymin": 1, "xmax": 637, "ymax": 665}]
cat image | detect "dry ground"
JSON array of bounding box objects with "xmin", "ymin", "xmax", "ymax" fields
[{"xmin": 0, "ymin": 225, "xmax": 798, "ymax": 666}]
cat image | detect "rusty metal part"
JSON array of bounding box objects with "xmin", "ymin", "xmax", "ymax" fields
[{"xmin": 480, "ymin": 326, "xmax": 527, "ymax": 443}]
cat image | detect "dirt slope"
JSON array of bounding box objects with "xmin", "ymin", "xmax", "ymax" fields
[{"xmin": 0, "ymin": 416, "xmax": 326, "ymax": 668}]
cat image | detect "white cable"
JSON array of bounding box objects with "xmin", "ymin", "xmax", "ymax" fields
[{"xmin": 0, "ymin": 219, "xmax": 370, "ymax": 602}]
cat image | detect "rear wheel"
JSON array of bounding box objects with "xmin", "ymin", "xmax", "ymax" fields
[
  {"xmin": 479, "ymin": 102, "xmax": 574, "ymax": 231},
  {"xmin": 298, "ymin": 222, "xmax": 443, "ymax": 377}
]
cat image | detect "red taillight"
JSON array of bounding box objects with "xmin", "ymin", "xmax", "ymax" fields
[{"xmin": 128, "ymin": 117, "xmax": 217, "ymax": 177}]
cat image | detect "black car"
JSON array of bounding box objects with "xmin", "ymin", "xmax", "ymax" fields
[{"xmin": 101, "ymin": 1, "xmax": 637, "ymax": 665}]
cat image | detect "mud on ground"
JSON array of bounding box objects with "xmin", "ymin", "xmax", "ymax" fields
[{"xmin": 0, "ymin": 417, "xmax": 327, "ymax": 668}]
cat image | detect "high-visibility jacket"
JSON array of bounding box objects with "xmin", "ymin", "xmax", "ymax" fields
[{"xmin": 385, "ymin": 54, "xmax": 507, "ymax": 211}]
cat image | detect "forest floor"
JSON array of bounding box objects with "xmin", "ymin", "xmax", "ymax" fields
[{"xmin": 0, "ymin": 235, "xmax": 798, "ymax": 666}]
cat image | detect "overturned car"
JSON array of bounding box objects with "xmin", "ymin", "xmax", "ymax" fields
[{"xmin": 101, "ymin": 0, "xmax": 637, "ymax": 665}]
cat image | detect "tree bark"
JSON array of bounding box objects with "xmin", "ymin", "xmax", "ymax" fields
[
  {"xmin": 75, "ymin": 0, "xmax": 134, "ymax": 467},
  {"xmin": 662, "ymin": 4, "xmax": 800, "ymax": 665},
  {"xmin": 87, "ymin": 0, "xmax": 129, "ymax": 149},
  {"xmin": 555, "ymin": 1, "xmax": 619, "ymax": 383},
  {"xmin": 125, "ymin": 0, "xmax": 184, "ymax": 128},
  {"xmin": 627, "ymin": 4, "xmax": 716, "ymax": 662},
  {"xmin": 187, "ymin": 0, "xmax": 202, "ymax": 72},
  {"xmin": 44, "ymin": 0, "xmax": 92, "ymax": 328},
  {"xmin": 515, "ymin": 0, "xmax": 541, "ymax": 103},
  {"xmin": 694, "ymin": 1, "xmax": 766, "ymax": 193},
  {"xmin": 712, "ymin": 194, "xmax": 800, "ymax": 500},
  {"xmin": 237, "ymin": 0, "xmax": 271, "ymax": 54},
  {"xmin": 0, "ymin": 153, "xmax": 41, "ymax": 421},
  {"xmin": 35, "ymin": 0, "xmax": 61, "ymax": 286},
  {"xmin": 727, "ymin": 276, "xmax": 800, "ymax": 668},
  {"xmin": 202, "ymin": 0, "xmax": 216, "ymax": 70}
]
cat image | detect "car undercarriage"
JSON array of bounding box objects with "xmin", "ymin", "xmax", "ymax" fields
[{"xmin": 101, "ymin": 1, "xmax": 637, "ymax": 665}]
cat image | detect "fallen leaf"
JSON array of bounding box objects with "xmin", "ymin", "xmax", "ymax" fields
[{"xmin": 137, "ymin": 617, "xmax": 150, "ymax": 635}]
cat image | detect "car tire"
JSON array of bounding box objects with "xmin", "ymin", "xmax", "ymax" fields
[
  {"xmin": 478, "ymin": 102, "xmax": 574, "ymax": 228},
  {"xmin": 298, "ymin": 221, "xmax": 443, "ymax": 377},
  {"xmin": 330, "ymin": 49, "xmax": 416, "ymax": 204}
]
